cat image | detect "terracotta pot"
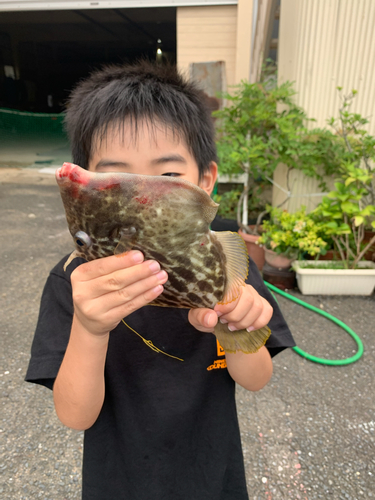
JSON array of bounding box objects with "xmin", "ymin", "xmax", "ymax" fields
[
  {"xmin": 364, "ymin": 231, "xmax": 375, "ymax": 262},
  {"xmin": 264, "ymin": 248, "xmax": 294, "ymax": 270},
  {"xmin": 318, "ymin": 250, "xmax": 341, "ymax": 261},
  {"xmin": 318, "ymin": 234, "xmax": 375, "ymax": 262},
  {"xmin": 262, "ymin": 263, "xmax": 296, "ymax": 291},
  {"xmin": 238, "ymin": 230, "xmax": 265, "ymax": 271}
]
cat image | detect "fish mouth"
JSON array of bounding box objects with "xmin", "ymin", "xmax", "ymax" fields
[{"xmin": 56, "ymin": 162, "xmax": 91, "ymax": 186}]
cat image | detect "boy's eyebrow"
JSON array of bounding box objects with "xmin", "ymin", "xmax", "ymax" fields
[
  {"xmin": 151, "ymin": 154, "xmax": 187, "ymax": 165},
  {"xmin": 95, "ymin": 160, "xmax": 130, "ymax": 169},
  {"xmin": 95, "ymin": 155, "xmax": 187, "ymax": 169}
]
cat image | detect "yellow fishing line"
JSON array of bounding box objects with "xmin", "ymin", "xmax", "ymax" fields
[{"xmin": 121, "ymin": 319, "xmax": 184, "ymax": 362}]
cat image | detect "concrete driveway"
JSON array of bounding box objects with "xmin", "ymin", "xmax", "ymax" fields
[{"xmin": 0, "ymin": 168, "xmax": 374, "ymax": 499}]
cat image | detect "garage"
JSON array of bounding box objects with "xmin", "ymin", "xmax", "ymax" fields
[
  {"xmin": 0, "ymin": 5, "xmax": 176, "ymax": 112},
  {"xmin": 0, "ymin": 0, "xmax": 242, "ymax": 168}
]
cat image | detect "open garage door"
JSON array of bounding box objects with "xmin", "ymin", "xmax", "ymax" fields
[{"xmin": 0, "ymin": 6, "xmax": 176, "ymax": 112}]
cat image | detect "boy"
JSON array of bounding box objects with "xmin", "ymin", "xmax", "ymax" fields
[{"xmin": 26, "ymin": 62, "xmax": 295, "ymax": 499}]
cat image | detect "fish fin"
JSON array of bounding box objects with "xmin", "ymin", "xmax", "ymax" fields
[
  {"xmin": 214, "ymin": 231, "xmax": 249, "ymax": 304},
  {"xmin": 114, "ymin": 236, "xmax": 133, "ymax": 256},
  {"xmin": 63, "ymin": 250, "xmax": 81, "ymax": 272},
  {"xmin": 213, "ymin": 323, "xmax": 271, "ymax": 354}
]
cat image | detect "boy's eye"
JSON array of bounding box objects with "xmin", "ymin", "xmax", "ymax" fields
[{"xmin": 161, "ymin": 172, "xmax": 181, "ymax": 177}]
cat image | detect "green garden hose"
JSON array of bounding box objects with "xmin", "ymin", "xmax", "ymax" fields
[{"xmin": 264, "ymin": 281, "xmax": 364, "ymax": 365}]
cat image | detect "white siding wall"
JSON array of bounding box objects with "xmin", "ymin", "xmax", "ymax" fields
[
  {"xmin": 273, "ymin": 0, "xmax": 375, "ymax": 212},
  {"xmin": 177, "ymin": 5, "xmax": 238, "ymax": 87}
]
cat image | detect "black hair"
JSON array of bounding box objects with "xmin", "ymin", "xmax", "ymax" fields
[{"xmin": 64, "ymin": 61, "xmax": 217, "ymax": 177}]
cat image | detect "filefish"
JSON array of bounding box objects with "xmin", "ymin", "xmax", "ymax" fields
[{"xmin": 56, "ymin": 162, "xmax": 271, "ymax": 353}]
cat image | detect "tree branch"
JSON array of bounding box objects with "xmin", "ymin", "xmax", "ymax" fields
[
  {"xmin": 352, "ymin": 234, "xmax": 375, "ymax": 269},
  {"xmin": 332, "ymin": 235, "xmax": 347, "ymax": 263}
]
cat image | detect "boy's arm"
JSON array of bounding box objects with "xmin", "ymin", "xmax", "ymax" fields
[
  {"xmin": 188, "ymin": 284, "xmax": 273, "ymax": 391},
  {"xmin": 224, "ymin": 347, "xmax": 273, "ymax": 391},
  {"xmin": 53, "ymin": 251, "xmax": 168, "ymax": 430}
]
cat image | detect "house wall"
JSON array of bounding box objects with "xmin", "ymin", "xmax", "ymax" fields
[
  {"xmin": 273, "ymin": 0, "xmax": 375, "ymax": 212},
  {"xmin": 176, "ymin": 4, "xmax": 238, "ymax": 87}
]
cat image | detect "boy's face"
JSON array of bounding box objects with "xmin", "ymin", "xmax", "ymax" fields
[{"xmin": 88, "ymin": 122, "xmax": 217, "ymax": 196}]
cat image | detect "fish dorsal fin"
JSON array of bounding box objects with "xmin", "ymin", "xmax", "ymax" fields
[{"xmin": 213, "ymin": 231, "xmax": 249, "ymax": 304}]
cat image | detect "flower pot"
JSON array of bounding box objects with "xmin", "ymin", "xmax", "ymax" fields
[
  {"xmin": 239, "ymin": 230, "xmax": 265, "ymax": 271},
  {"xmin": 364, "ymin": 231, "xmax": 375, "ymax": 262},
  {"xmin": 318, "ymin": 250, "xmax": 342, "ymax": 261},
  {"xmin": 264, "ymin": 248, "xmax": 294, "ymax": 270},
  {"xmin": 262, "ymin": 263, "xmax": 296, "ymax": 291},
  {"xmin": 292, "ymin": 260, "xmax": 375, "ymax": 295}
]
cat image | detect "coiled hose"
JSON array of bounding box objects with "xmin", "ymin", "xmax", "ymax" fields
[{"xmin": 264, "ymin": 281, "xmax": 364, "ymax": 365}]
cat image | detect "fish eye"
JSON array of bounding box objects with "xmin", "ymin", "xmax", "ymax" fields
[{"xmin": 74, "ymin": 231, "xmax": 92, "ymax": 248}]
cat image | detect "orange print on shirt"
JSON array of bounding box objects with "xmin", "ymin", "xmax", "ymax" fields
[
  {"xmin": 207, "ymin": 340, "xmax": 227, "ymax": 371},
  {"xmin": 216, "ymin": 340, "xmax": 225, "ymax": 357}
]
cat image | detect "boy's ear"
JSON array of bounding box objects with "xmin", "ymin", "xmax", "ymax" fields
[{"xmin": 199, "ymin": 162, "xmax": 218, "ymax": 196}]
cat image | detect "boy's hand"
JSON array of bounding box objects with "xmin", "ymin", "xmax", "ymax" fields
[
  {"xmin": 188, "ymin": 284, "xmax": 273, "ymax": 334},
  {"xmin": 71, "ymin": 251, "xmax": 168, "ymax": 337}
]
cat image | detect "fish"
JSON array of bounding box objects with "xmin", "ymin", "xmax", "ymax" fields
[{"xmin": 55, "ymin": 162, "xmax": 271, "ymax": 354}]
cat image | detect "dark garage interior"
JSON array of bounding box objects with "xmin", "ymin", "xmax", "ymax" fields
[{"xmin": 0, "ymin": 7, "xmax": 176, "ymax": 113}]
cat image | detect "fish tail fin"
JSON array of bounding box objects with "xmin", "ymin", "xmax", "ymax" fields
[
  {"xmin": 213, "ymin": 322, "xmax": 271, "ymax": 354},
  {"xmin": 213, "ymin": 231, "xmax": 249, "ymax": 304}
]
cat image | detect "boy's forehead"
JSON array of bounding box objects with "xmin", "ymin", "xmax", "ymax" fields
[{"xmin": 93, "ymin": 120, "xmax": 186, "ymax": 153}]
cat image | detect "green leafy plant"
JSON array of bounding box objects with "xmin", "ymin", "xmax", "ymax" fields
[
  {"xmin": 310, "ymin": 88, "xmax": 375, "ymax": 269},
  {"xmin": 213, "ymin": 81, "xmax": 346, "ymax": 233},
  {"xmin": 313, "ymin": 172, "xmax": 375, "ymax": 269},
  {"xmin": 213, "ymin": 190, "xmax": 243, "ymax": 220},
  {"xmin": 327, "ymin": 88, "xmax": 375, "ymax": 205},
  {"xmin": 257, "ymin": 206, "xmax": 328, "ymax": 259},
  {"xmin": 213, "ymin": 185, "xmax": 267, "ymax": 221},
  {"xmin": 295, "ymin": 261, "xmax": 374, "ymax": 270}
]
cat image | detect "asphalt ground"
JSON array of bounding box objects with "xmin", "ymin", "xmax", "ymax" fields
[{"xmin": 0, "ymin": 168, "xmax": 374, "ymax": 500}]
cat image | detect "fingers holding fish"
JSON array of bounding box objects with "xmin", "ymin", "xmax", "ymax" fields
[
  {"xmin": 74, "ymin": 251, "xmax": 145, "ymax": 281},
  {"xmin": 102, "ymin": 282, "xmax": 167, "ymax": 326},
  {"xmin": 72, "ymin": 257, "xmax": 166, "ymax": 300},
  {"xmin": 71, "ymin": 273, "xmax": 168, "ymax": 337},
  {"xmin": 70, "ymin": 255, "xmax": 169, "ymax": 336},
  {"xmin": 105, "ymin": 268, "xmax": 168, "ymax": 306},
  {"xmin": 188, "ymin": 308, "xmax": 219, "ymax": 333},
  {"xmin": 214, "ymin": 285, "xmax": 273, "ymax": 333},
  {"xmin": 100, "ymin": 262, "xmax": 167, "ymax": 295}
]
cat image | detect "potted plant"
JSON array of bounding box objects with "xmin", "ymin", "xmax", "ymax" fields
[
  {"xmin": 257, "ymin": 205, "xmax": 328, "ymax": 270},
  {"xmin": 326, "ymin": 88, "xmax": 375, "ymax": 261},
  {"xmin": 292, "ymin": 169, "xmax": 375, "ymax": 295},
  {"xmin": 291, "ymin": 88, "xmax": 375, "ymax": 295},
  {"xmin": 213, "ymin": 78, "xmax": 347, "ymax": 270},
  {"xmin": 212, "ymin": 187, "xmax": 268, "ymax": 269}
]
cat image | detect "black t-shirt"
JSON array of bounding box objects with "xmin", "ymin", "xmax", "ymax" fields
[{"xmin": 26, "ymin": 255, "xmax": 295, "ymax": 500}]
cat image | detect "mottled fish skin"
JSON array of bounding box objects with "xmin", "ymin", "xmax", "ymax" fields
[
  {"xmin": 56, "ymin": 162, "xmax": 228, "ymax": 309},
  {"xmin": 56, "ymin": 163, "xmax": 272, "ymax": 354}
]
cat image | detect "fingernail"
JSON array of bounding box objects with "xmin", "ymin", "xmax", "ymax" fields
[
  {"xmin": 219, "ymin": 318, "xmax": 228, "ymax": 324},
  {"xmin": 227, "ymin": 324, "xmax": 237, "ymax": 332},
  {"xmin": 216, "ymin": 311, "xmax": 223, "ymax": 318},
  {"xmin": 156, "ymin": 270, "xmax": 167, "ymax": 282},
  {"xmin": 246, "ymin": 326, "xmax": 255, "ymax": 332},
  {"xmin": 205, "ymin": 314, "xmax": 212, "ymax": 327},
  {"xmin": 132, "ymin": 251, "xmax": 144, "ymax": 263},
  {"xmin": 152, "ymin": 285, "xmax": 163, "ymax": 294},
  {"xmin": 149, "ymin": 261, "xmax": 161, "ymax": 273}
]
